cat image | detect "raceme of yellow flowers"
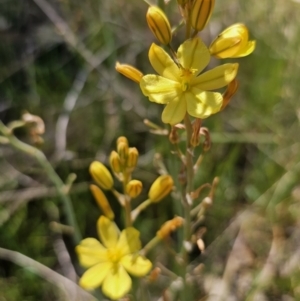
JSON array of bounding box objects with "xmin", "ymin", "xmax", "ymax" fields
[
  {"xmin": 76, "ymin": 137, "xmax": 176, "ymax": 300},
  {"xmin": 78, "ymin": 0, "xmax": 256, "ymax": 299},
  {"xmin": 116, "ymin": 0, "xmax": 255, "ymax": 125}
]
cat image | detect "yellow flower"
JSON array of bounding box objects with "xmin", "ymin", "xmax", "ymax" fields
[
  {"xmin": 140, "ymin": 37, "xmax": 239, "ymax": 124},
  {"xmin": 209, "ymin": 23, "xmax": 256, "ymax": 59},
  {"xmin": 76, "ymin": 216, "xmax": 152, "ymax": 300}
]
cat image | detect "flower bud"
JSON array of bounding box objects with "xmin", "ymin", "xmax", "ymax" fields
[
  {"xmin": 209, "ymin": 23, "xmax": 256, "ymax": 59},
  {"xmin": 90, "ymin": 184, "xmax": 115, "ymax": 220},
  {"xmin": 126, "ymin": 180, "xmax": 143, "ymax": 198},
  {"xmin": 146, "ymin": 6, "xmax": 172, "ymax": 45},
  {"xmin": 127, "ymin": 147, "xmax": 139, "ymax": 170},
  {"xmin": 117, "ymin": 141, "xmax": 129, "ymax": 166},
  {"xmin": 115, "ymin": 62, "xmax": 143, "ymax": 84},
  {"xmin": 148, "ymin": 175, "xmax": 174, "ymax": 203},
  {"xmin": 191, "ymin": 0, "xmax": 215, "ymax": 32},
  {"xmin": 156, "ymin": 216, "xmax": 184, "ymax": 239},
  {"xmin": 109, "ymin": 150, "xmax": 122, "ymax": 173},
  {"xmin": 89, "ymin": 161, "xmax": 113, "ymax": 190},
  {"xmin": 116, "ymin": 136, "xmax": 128, "ymax": 147}
]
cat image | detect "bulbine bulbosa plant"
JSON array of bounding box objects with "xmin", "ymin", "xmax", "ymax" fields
[{"xmin": 0, "ymin": 0, "xmax": 255, "ymax": 300}]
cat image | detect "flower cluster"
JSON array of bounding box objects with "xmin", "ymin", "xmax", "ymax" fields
[
  {"xmin": 77, "ymin": 137, "xmax": 177, "ymax": 299},
  {"xmin": 78, "ymin": 1, "xmax": 256, "ymax": 299},
  {"xmin": 116, "ymin": 0, "xmax": 255, "ymax": 125}
]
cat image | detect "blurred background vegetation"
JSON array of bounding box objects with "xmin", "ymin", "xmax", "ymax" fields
[{"xmin": 1, "ymin": 0, "xmax": 300, "ymax": 300}]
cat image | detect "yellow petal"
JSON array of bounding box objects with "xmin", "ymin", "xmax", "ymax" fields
[
  {"xmin": 149, "ymin": 43, "xmax": 180, "ymax": 81},
  {"xmin": 76, "ymin": 238, "xmax": 108, "ymax": 267},
  {"xmin": 140, "ymin": 75, "xmax": 181, "ymax": 104},
  {"xmin": 117, "ymin": 227, "xmax": 141, "ymax": 255},
  {"xmin": 161, "ymin": 96, "xmax": 186, "ymax": 124},
  {"xmin": 102, "ymin": 265, "xmax": 132, "ymax": 300},
  {"xmin": 186, "ymin": 91, "xmax": 222, "ymax": 119},
  {"xmin": 79, "ymin": 262, "xmax": 112, "ymax": 289},
  {"xmin": 97, "ymin": 216, "xmax": 119, "ymax": 249},
  {"xmin": 210, "ymin": 37, "xmax": 242, "ymax": 58},
  {"xmin": 177, "ymin": 38, "xmax": 210, "ymax": 75},
  {"xmin": 121, "ymin": 254, "xmax": 152, "ymax": 277},
  {"xmin": 234, "ymin": 40, "xmax": 256, "ymax": 57},
  {"xmin": 193, "ymin": 63, "xmax": 239, "ymax": 90},
  {"xmin": 191, "ymin": 89, "xmax": 223, "ymax": 108}
]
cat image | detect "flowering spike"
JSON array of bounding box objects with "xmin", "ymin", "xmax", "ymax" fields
[
  {"xmin": 126, "ymin": 180, "xmax": 143, "ymax": 198},
  {"xmin": 89, "ymin": 161, "xmax": 114, "ymax": 190},
  {"xmin": 146, "ymin": 6, "xmax": 172, "ymax": 45},
  {"xmin": 115, "ymin": 62, "xmax": 143, "ymax": 84},
  {"xmin": 148, "ymin": 175, "xmax": 174, "ymax": 203},
  {"xmin": 209, "ymin": 23, "xmax": 256, "ymax": 59},
  {"xmin": 90, "ymin": 184, "xmax": 115, "ymax": 220},
  {"xmin": 191, "ymin": 0, "xmax": 215, "ymax": 32}
]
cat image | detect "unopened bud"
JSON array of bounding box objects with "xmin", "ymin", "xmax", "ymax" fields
[
  {"xmin": 116, "ymin": 136, "xmax": 128, "ymax": 147},
  {"xmin": 148, "ymin": 175, "xmax": 174, "ymax": 203},
  {"xmin": 126, "ymin": 180, "xmax": 143, "ymax": 198},
  {"xmin": 209, "ymin": 23, "xmax": 256, "ymax": 59},
  {"xmin": 109, "ymin": 151, "xmax": 122, "ymax": 173},
  {"xmin": 191, "ymin": 0, "xmax": 215, "ymax": 32},
  {"xmin": 157, "ymin": 216, "xmax": 184, "ymax": 239},
  {"xmin": 127, "ymin": 147, "xmax": 139, "ymax": 170},
  {"xmin": 90, "ymin": 184, "xmax": 115, "ymax": 220},
  {"xmin": 117, "ymin": 141, "xmax": 129, "ymax": 165},
  {"xmin": 115, "ymin": 62, "xmax": 143, "ymax": 84},
  {"xmin": 146, "ymin": 6, "xmax": 172, "ymax": 45},
  {"xmin": 89, "ymin": 161, "xmax": 113, "ymax": 190}
]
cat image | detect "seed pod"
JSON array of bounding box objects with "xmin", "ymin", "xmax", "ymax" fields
[
  {"xmin": 90, "ymin": 184, "xmax": 115, "ymax": 220},
  {"xmin": 191, "ymin": 0, "xmax": 215, "ymax": 32},
  {"xmin": 146, "ymin": 6, "xmax": 172, "ymax": 45},
  {"xmin": 126, "ymin": 180, "xmax": 143, "ymax": 198},
  {"xmin": 148, "ymin": 175, "xmax": 174, "ymax": 203},
  {"xmin": 89, "ymin": 161, "xmax": 113, "ymax": 190},
  {"xmin": 115, "ymin": 62, "xmax": 143, "ymax": 84},
  {"xmin": 209, "ymin": 23, "xmax": 256, "ymax": 59}
]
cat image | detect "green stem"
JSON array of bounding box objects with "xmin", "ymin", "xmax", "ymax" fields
[
  {"xmin": 122, "ymin": 172, "xmax": 132, "ymax": 227},
  {"xmin": 0, "ymin": 120, "xmax": 81, "ymax": 245},
  {"xmin": 131, "ymin": 199, "xmax": 152, "ymax": 222},
  {"xmin": 178, "ymin": 114, "xmax": 194, "ymax": 299}
]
